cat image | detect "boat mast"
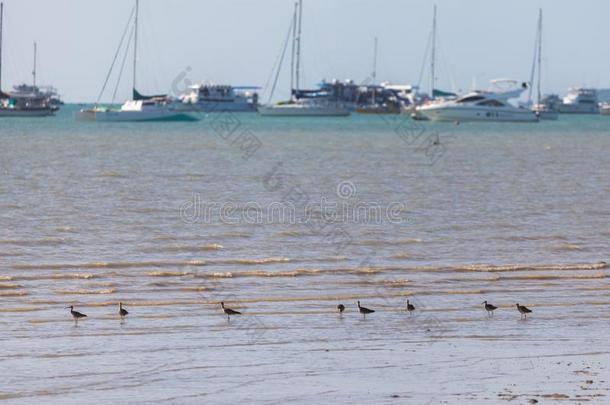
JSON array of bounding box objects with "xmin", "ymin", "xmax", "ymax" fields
[
  {"xmin": 32, "ymin": 42, "xmax": 37, "ymax": 87},
  {"xmin": 133, "ymin": 0, "xmax": 139, "ymax": 92},
  {"xmin": 295, "ymin": 0, "xmax": 303, "ymax": 93},
  {"xmin": 372, "ymin": 36, "xmax": 378, "ymax": 104},
  {"xmin": 372, "ymin": 36, "xmax": 378, "ymax": 84},
  {"xmin": 290, "ymin": 2, "xmax": 297, "ymax": 97},
  {"xmin": 430, "ymin": 4, "xmax": 436, "ymax": 98},
  {"xmin": 537, "ymin": 9, "xmax": 542, "ymax": 105}
]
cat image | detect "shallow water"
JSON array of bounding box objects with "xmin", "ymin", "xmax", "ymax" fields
[{"xmin": 1, "ymin": 107, "xmax": 609, "ymax": 403}]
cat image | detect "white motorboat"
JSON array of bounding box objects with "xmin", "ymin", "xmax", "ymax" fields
[
  {"xmin": 529, "ymin": 9, "xmax": 558, "ymax": 120},
  {"xmin": 0, "ymin": 8, "xmax": 56, "ymax": 118},
  {"xmin": 417, "ymin": 80, "xmax": 538, "ymax": 123},
  {"xmin": 179, "ymin": 84, "xmax": 259, "ymax": 112},
  {"xmin": 557, "ymin": 88, "xmax": 599, "ymax": 114},
  {"xmin": 258, "ymin": 0, "xmax": 350, "ymax": 117},
  {"xmin": 77, "ymin": 0, "xmax": 198, "ymax": 122}
]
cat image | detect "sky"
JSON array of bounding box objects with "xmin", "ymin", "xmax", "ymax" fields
[{"xmin": 2, "ymin": 0, "xmax": 610, "ymax": 102}]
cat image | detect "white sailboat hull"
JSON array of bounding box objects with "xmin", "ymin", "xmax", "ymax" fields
[
  {"xmin": 258, "ymin": 104, "xmax": 350, "ymax": 117},
  {"xmin": 532, "ymin": 106, "xmax": 558, "ymax": 120},
  {"xmin": 76, "ymin": 108, "xmax": 198, "ymax": 122}
]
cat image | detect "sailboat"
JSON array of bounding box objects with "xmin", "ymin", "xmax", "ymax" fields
[
  {"xmin": 530, "ymin": 9, "xmax": 558, "ymax": 120},
  {"xmin": 77, "ymin": 0, "xmax": 197, "ymax": 122},
  {"xmin": 355, "ymin": 37, "xmax": 401, "ymax": 114},
  {"xmin": 258, "ymin": 0, "xmax": 350, "ymax": 117},
  {"xmin": 410, "ymin": 5, "xmax": 457, "ymax": 120},
  {"xmin": 0, "ymin": 4, "xmax": 55, "ymax": 117}
]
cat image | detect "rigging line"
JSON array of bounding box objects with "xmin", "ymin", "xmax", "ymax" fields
[
  {"xmin": 96, "ymin": 6, "xmax": 136, "ymax": 105},
  {"xmin": 527, "ymin": 15, "xmax": 539, "ymax": 105},
  {"xmin": 267, "ymin": 15, "xmax": 295, "ymax": 104},
  {"xmin": 416, "ymin": 28, "xmax": 432, "ymax": 91},
  {"xmin": 436, "ymin": 36, "xmax": 457, "ymax": 94},
  {"xmin": 111, "ymin": 24, "xmax": 135, "ymax": 104},
  {"xmin": 262, "ymin": 12, "xmax": 295, "ymax": 101}
]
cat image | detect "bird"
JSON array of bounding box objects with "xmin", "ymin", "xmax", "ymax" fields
[
  {"xmin": 220, "ymin": 302, "xmax": 241, "ymax": 321},
  {"xmin": 516, "ymin": 303, "xmax": 532, "ymax": 319},
  {"xmin": 357, "ymin": 301, "xmax": 374, "ymax": 318},
  {"xmin": 337, "ymin": 304, "xmax": 345, "ymax": 315},
  {"xmin": 406, "ymin": 300, "xmax": 415, "ymax": 315},
  {"xmin": 65, "ymin": 305, "xmax": 87, "ymax": 323},
  {"xmin": 483, "ymin": 301, "xmax": 497, "ymax": 316},
  {"xmin": 119, "ymin": 302, "xmax": 129, "ymax": 318}
]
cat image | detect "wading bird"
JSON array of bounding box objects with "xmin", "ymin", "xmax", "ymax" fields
[
  {"xmin": 483, "ymin": 301, "xmax": 497, "ymax": 316},
  {"xmin": 357, "ymin": 301, "xmax": 374, "ymax": 318},
  {"xmin": 516, "ymin": 303, "xmax": 532, "ymax": 319},
  {"xmin": 66, "ymin": 305, "xmax": 87, "ymax": 324},
  {"xmin": 221, "ymin": 302, "xmax": 241, "ymax": 321},
  {"xmin": 406, "ymin": 300, "xmax": 415, "ymax": 315},
  {"xmin": 119, "ymin": 302, "xmax": 129, "ymax": 318}
]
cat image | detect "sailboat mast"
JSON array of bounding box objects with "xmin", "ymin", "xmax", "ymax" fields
[
  {"xmin": 133, "ymin": 0, "xmax": 139, "ymax": 92},
  {"xmin": 295, "ymin": 0, "xmax": 303, "ymax": 92},
  {"xmin": 372, "ymin": 36, "xmax": 378, "ymax": 104},
  {"xmin": 430, "ymin": 4, "xmax": 436, "ymax": 98},
  {"xmin": 32, "ymin": 42, "xmax": 37, "ymax": 87},
  {"xmin": 290, "ymin": 2, "xmax": 297, "ymax": 96},
  {"xmin": 537, "ymin": 9, "xmax": 542, "ymax": 105},
  {"xmin": 0, "ymin": 3, "xmax": 3, "ymax": 91},
  {"xmin": 372, "ymin": 36, "xmax": 378, "ymax": 84}
]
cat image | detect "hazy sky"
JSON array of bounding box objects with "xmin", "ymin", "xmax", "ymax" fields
[{"xmin": 2, "ymin": 0, "xmax": 610, "ymax": 102}]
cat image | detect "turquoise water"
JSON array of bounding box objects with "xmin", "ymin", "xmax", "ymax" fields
[{"xmin": 0, "ymin": 106, "xmax": 609, "ymax": 403}]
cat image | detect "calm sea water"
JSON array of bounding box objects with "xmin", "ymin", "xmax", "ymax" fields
[{"xmin": 1, "ymin": 106, "xmax": 609, "ymax": 403}]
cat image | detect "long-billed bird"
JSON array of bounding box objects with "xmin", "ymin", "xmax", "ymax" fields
[
  {"xmin": 406, "ymin": 300, "xmax": 415, "ymax": 315},
  {"xmin": 221, "ymin": 302, "xmax": 241, "ymax": 321},
  {"xmin": 337, "ymin": 304, "xmax": 345, "ymax": 315},
  {"xmin": 119, "ymin": 302, "xmax": 129, "ymax": 318},
  {"xmin": 483, "ymin": 301, "xmax": 497, "ymax": 316},
  {"xmin": 357, "ymin": 301, "xmax": 374, "ymax": 318},
  {"xmin": 516, "ymin": 303, "xmax": 532, "ymax": 319},
  {"xmin": 65, "ymin": 305, "xmax": 87, "ymax": 323}
]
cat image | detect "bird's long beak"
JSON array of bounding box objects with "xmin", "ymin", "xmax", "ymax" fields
[{"xmin": 64, "ymin": 306, "xmax": 71, "ymax": 309}]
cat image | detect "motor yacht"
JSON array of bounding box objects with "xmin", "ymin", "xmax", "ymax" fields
[
  {"xmin": 557, "ymin": 88, "xmax": 599, "ymax": 114},
  {"xmin": 417, "ymin": 81, "xmax": 538, "ymax": 123},
  {"xmin": 179, "ymin": 84, "xmax": 259, "ymax": 112}
]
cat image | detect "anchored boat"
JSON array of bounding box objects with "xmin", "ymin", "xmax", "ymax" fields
[
  {"xmin": 417, "ymin": 80, "xmax": 538, "ymax": 123},
  {"xmin": 179, "ymin": 84, "xmax": 259, "ymax": 112},
  {"xmin": 77, "ymin": 0, "xmax": 197, "ymax": 122},
  {"xmin": 0, "ymin": 6, "xmax": 55, "ymax": 118},
  {"xmin": 258, "ymin": 0, "xmax": 350, "ymax": 117}
]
